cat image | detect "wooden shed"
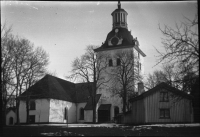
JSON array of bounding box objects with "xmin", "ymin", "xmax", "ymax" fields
[{"xmin": 127, "ymin": 82, "xmax": 193, "ymax": 124}]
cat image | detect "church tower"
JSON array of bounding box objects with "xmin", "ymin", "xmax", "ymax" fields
[{"xmin": 94, "ymin": 1, "xmax": 146, "ymax": 123}]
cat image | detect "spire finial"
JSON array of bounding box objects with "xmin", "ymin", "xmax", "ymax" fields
[{"xmin": 118, "ymin": 1, "xmax": 121, "ymax": 9}]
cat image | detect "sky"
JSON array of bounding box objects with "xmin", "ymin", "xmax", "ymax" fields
[{"xmin": 1, "ymin": 1, "xmax": 197, "ymax": 80}]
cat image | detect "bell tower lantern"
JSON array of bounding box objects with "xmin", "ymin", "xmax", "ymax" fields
[{"xmin": 111, "ymin": 1, "xmax": 128, "ymax": 29}]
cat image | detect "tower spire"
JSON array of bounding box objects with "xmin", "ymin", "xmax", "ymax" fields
[{"xmin": 118, "ymin": 1, "xmax": 121, "ymax": 9}]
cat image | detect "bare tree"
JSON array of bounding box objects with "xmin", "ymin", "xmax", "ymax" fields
[
  {"xmin": 108, "ymin": 50, "xmax": 142, "ymax": 113},
  {"xmin": 1, "ymin": 23, "xmax": 16, "ymax": 126},
  {"xmin": 1, "ymin": 22, "xmax": 49, "ymax": 125},
  {"xmin": 156, "ymin": 8, "xmax": 198, "ymax": 77},
  {"xmin": 67, "ymin": 45, "xmax": 109, "ymax": 123}
]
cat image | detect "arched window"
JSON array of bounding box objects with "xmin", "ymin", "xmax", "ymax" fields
[
  {"xmin": 64, "ymin": 107, "xmax": 68, "ymax": 120},
  {"xmin": 9, "ymin": 117, "xmax": 13, "ymax": 125},
  {"xmin": 30, "ymin": 101, "xmax": 36, "ymax": 110},
  {"xmin": 80, "ymin": 108, "xmax": 84, "ymax": 120},
  {"xmin": 114, "ymin": 106, "xmax": 119, "ymax": 117}
]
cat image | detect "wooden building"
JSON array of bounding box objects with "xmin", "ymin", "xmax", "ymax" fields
[{"xmin": 125, "ymin": 82, "xmax": 193, "ymax": 124}]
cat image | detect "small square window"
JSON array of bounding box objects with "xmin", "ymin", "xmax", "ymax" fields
[
  {"xmin": 160, "ymin": 92, "xmax": 169, "ymax": 102},
  {"xmin": 29, "ymin": 115, "xmax": 35, "ymax": 123},
  {"xmin": 160, "ymin": 109, "xmax": 170, "ymax": 119}
]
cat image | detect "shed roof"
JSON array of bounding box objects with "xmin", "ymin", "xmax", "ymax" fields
[
  {"xmin": 84, "ymin": 94, "xmax": 102, "ymax": 110},
  {"xmin": 98, "ymin": 104, "xmax": 112, "ymax": 110},
  {"xmin": 129, "ymin": 82, "xmax": 193, "ymax": 102}
]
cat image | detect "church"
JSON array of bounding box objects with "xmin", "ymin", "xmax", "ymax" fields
[{"xmin": 18, "ymin": 1, "xmax": 146, "ymax": 124}]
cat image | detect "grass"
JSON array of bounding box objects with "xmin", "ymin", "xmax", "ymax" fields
[{"xmin": 3, "ymin": 125, "xmax": 200, "ymax": 136}]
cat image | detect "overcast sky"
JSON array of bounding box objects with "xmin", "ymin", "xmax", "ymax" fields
[{"xmin": 1, "ymin": 1, "xmax": 197, "ymax": 80}]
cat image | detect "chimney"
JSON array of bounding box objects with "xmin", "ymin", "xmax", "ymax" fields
[{"xmin": 138, "ymin": 82, "xmax": 145, "ymax": 95}]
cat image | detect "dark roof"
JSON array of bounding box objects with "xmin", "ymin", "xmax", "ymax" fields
[
  {"xmin": 75, "ymin": 82, "xmax": 93, "ymax": 103},
  {"xmin": 129, "ymin": 82, "xmax": 193, "ymax": 102},
  {"xmin": 111, "ymin": 8, "xmax": 127, "ymax": 15},
  {"xmin": 98, "ymin": 104, "xmax": 112, "ymax": 110},
  {"xmin": 84, "ymin": 94, "xmax": 101, "ymax": 110},
  {"xmin": 94, "ymin": 28, "xmax": 134, "ymax": 52},
  {"xmin": 6, "ymin": 107, "xmax": 16, "ymax": 114},
  {"xmin": 94, "ymin": 28, "xmax": 146, "ymax": 56},
  {"xmin": 18, "ymin": 75, "xmax": 95, "ymax": 103}
]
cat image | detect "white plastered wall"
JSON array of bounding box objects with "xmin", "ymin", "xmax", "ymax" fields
[
  {"xmin": 76, "ymin": 102, "xmax": 87, "ymax": 123},
  {"xmin": 19, "ymin": 99, "xmax": 50, "ymax": 123},
  {"xmin": 6, "ymin": 110, "xmax": 16, "ymax": 125},
  {"xmin": 96, "ymin": 48, "xmax": 135, "ymax": 121},
  {"xmin": 49, "ymin": 99, "xmax": 76, "ymax": 123}
]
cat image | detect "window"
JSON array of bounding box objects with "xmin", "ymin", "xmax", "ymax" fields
[
  {"xmin": 160, "ymin": 92, "xmax": 169, "ymax": 102},
  {"xmin": 109, "ymin": 59, "xmax": 113, "ymax": 67},
  {"xmin": 9, "ymin": 117, "xmax": 13, "ymax": 125},
  {"xmin": 139, "ymin": 63, "xmax": 141, "ymax": 70},
  {"xmin": 29, "ymin": 115, "xmax": 35, "ymax": 123},
  {"xmin": 80, "ymin": 108, "xmax": 84, "ymax": 120},
  {"xmin": 114, "ymin": 106, "xmax": 119, "ymax": 117},
  {"xmin": 118, "ymin": 13, "xmax": 120, "ymax": 22},
  {"xmin": 116, "ymin": 58, "xmax": 121, "ymax": 66},
  {"xmin": 160, "ymin": 109, "xmax": 170, "ymax": 119},
  {"xmin": 64, "ymin": 107, "xmax": 68, "ymax": 120},
  {"xmin": 30, "ymin": 101, "xmax": 36, "ymax": 110}
]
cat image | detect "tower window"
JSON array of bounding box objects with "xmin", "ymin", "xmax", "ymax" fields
[
  {"xmin": 109, "ymin": 59, "xmax": 113, "ymax": 67},
  {"xmin": 117, "ymin": 58, "xmax": 121, "ymax": 66},
  {"xmin": 115, "ymin": 14, "xmax": 117, "ymax": 22}
]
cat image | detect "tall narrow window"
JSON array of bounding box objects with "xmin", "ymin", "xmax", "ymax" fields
[
  {"xmin": 117, "ymin": 58, "xmax": 121, "ymax": 66},
  {"xmin": 114, "ymin": 106, "xmax": 119, "ymax": 117},
  {"xmin": 30, "ymin": 101, "xmax": 36, "ymax": 110},
  {"xmin": 80, "ymin": 108, "xmax": 84, "ymax": 120},
  {"xmin": 109, "ymin": 59, "xmax": 113, "ymax": 67},
  {"xmin": 123, "ymin": 13, "xmax": 125, "ymax": 22},
  {"xmin": 9, "ymin": 117, "xmax": 13, "ymax": 125},
  {"xmin": 118, "ymin": 13, "xmax": 120, "ymax": 22},
  {"xmin": 64, "ymin": 107, "xmax": 68, "ymax": 120},
  {"xmin": 115, "ymin": 13, "xmax": 117, "ymax": 22}
]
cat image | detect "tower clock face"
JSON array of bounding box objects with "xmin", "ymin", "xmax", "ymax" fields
[{"xmin": 111, "ymin": 37, "xmax": 119, "ymax": 45}]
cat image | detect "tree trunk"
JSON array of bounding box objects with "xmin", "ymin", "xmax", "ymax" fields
[
  {"xmin": 26, "ymin": 100, "xmax": 30, "ymax": 124},
  {"xmin": 92, "ymin": 104, "xmax": 96, "ymax": 123},
  {"xmin": 16, "ymin": 99, "xmax": 20, "ymax": 125},
  {"xmin": 123, "ymin": 89, "xmax": 127, "ymax": 113},
  {"xmin": 2, "ymin": 106, "xmax": 7, "ymax": 126}
]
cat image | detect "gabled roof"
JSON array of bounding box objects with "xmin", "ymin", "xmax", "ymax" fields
[
  {"xmin": 18, "ymin": 75, "xmax": 96, "ymax": 103},
  {"xmin": 129, "ymin": 82, "xmax": 193, "ymax": 102},
  {"xmin": 6, "ymin": 107, "xmax": 16, "ymax": 114}
]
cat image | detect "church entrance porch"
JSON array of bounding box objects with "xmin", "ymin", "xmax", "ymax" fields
[{"xmin": 98, "ymin": 104, "xmax": 111, "ymax": 123}]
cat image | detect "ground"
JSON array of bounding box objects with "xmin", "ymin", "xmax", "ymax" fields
[{"xmin": 3, "ymin": 123, "xmax": 200, "ymax": 136}]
